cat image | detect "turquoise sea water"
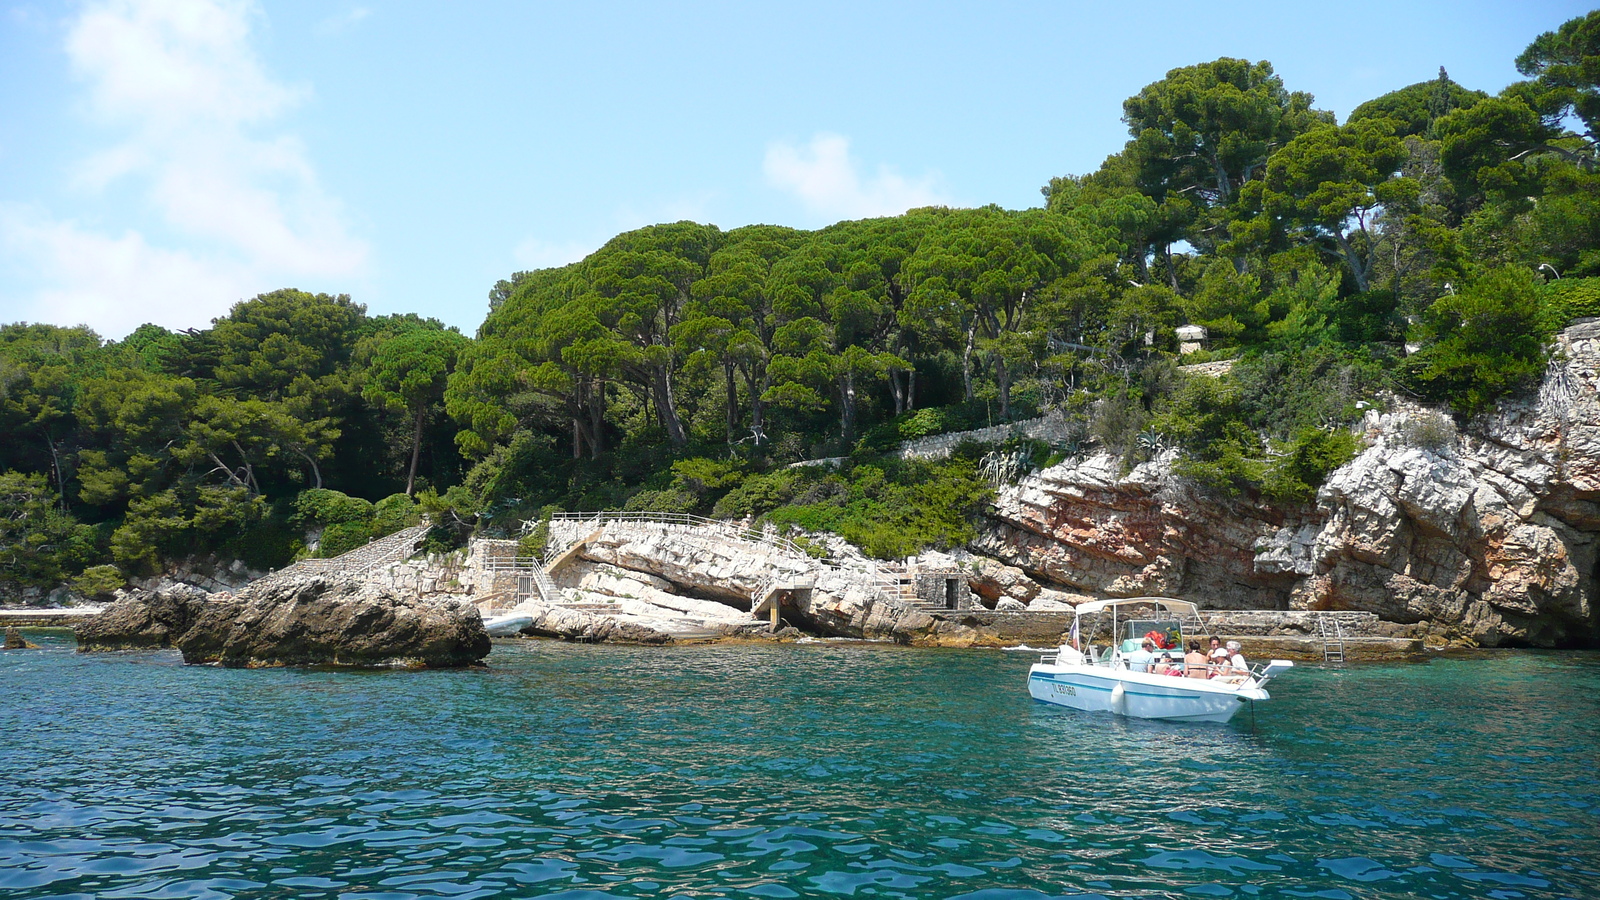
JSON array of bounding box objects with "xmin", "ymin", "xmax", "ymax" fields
[{"xmin": 2, "ymin": 633, "xmax": 1597, "ymax": 900}]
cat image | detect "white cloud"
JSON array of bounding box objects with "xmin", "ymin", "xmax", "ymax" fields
[
  {"xmin": 315, "ymin": 6, "xmax": 370, "ymax": 38},
  {"xmin": 69, "ymin": 0, "xmax": 301, "ymax": 127},
  {"xmin": 0, "ymin": 204, "xmax": 256, "ymax": 333},
  {"xmin": 512, "ymin": 236, "xmax": 595, "ymax": 271},
  {"xmin": 2, "ymin": 0, "xmax": 367, "ymax": 338},
  {"xmin": 763, "ymin": 133, "xmax": 949, "ymax": 220}
]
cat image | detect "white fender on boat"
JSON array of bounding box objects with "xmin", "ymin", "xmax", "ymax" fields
[{"xmin": 1110, "ymin": 682, "xmax": 1127, "ymax": 715}]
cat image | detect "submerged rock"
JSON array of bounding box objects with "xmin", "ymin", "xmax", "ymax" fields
[
  {"xmin": 75, "ymin": 585, "xmax": 210, "ymax": 651},
  {"xmin": 177, "ymin": 576, "xmax": 490, "ymax": 668}
]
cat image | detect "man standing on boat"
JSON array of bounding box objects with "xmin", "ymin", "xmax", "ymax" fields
[{"xmin": 1126, "ymin": 638, "xmax": 1158, "ymax": 672}]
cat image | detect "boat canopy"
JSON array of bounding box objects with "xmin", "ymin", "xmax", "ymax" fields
[{"xmin": 1072, "ymin": 596, "xmax": 1202, "ymax": 619}]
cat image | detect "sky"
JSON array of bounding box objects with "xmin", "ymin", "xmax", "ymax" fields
[{"xmin": 0, "ymin": 1, "xmax": 1589, "ymax": 340}]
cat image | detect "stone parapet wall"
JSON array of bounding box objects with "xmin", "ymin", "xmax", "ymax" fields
[
  {"xmin": 363, "ymin": 552, "xmax": 470, "ymax": 598},
  {"xmin": 897, "ymin": 411, "xmax": 1075, "ymax": 461}
]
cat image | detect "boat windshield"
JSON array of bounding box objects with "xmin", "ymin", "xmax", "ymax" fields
[{"xmin": 1120, "ymin": 618, "xmax": 1183, "ymax": 653}]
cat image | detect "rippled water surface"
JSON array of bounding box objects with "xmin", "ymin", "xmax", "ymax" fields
[{"xmin": 2, "ymin": 633, "xmax": 1597, "ymax": 900}]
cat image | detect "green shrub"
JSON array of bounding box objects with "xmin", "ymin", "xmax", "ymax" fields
[
  {"xmin": 72, "ymin": 564, "xmax": 125, "ymax": 599},
  {"xmin": 372, "ymin": 493, "xmax": 422, "ymax": 538},
  {"xmin": 668, "ymin": 457, "xmax": 746, "ymax": 507},
  {"xmin": 515, "ymin": 504, "xmax": 559, "ymax": 559},
  {"xmin": 762, "ymin": 458, "xmax": 993, "ymax": 559},
  {"xmin": 622, "ymin": 487, "xmax": 698, "ymax": 514},
  {"xmin": 1261, "ymin": 427, "xmax": 1360, "ymax": 503},
  {"xmin": 1538, "ymin": 276, "xmax": 1600, "ymax": 332},
  {"xmin": 713, "ymin": 469, "xmax": 803, "ymax": 519},
  {"xmin": 0, "ymin": 471, "xmax": 98, "ymax": 590},
  {"xmin": 224, "ymin": 518, "xmax": 301, "ymax": 571},
  {"xmin": 293, "ymin": 488, "xmax": 373, "ymax": 527},
  {"xmin": 1403, "ymin": 268, "xmax": 1549, "ymax": 417},
  {"xmin": 317, "ymin": 521, "xmax": 372, "ymax": 558},
  {"xmin": 419, "ymin": 523, "xmax": 466, "ymax": 555}
]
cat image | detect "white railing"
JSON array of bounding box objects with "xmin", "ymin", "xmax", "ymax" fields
[
  {"xmin": 484, "ymin": 557, "xmax": 559, "ymax": 604},
  {"xmin": 547, "ymin": 510, "xmax": 814, "ymax": 561}
]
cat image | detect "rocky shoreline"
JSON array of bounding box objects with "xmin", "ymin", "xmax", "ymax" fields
[{"xmin": 31, "ymin": 319, "xmax": 1600, "ymax": 658}]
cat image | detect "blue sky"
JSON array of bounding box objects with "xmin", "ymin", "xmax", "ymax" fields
[{"xmin": 0, "ymin": 1, "xmax": 1588, "ymax": 339}]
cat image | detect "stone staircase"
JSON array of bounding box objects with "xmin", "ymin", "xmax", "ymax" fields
[{"xmin": 253, "ymin": 524, "xmax": 432, "ymax": 588}]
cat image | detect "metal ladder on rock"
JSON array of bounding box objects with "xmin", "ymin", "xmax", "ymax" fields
[{"xmin": 1318, "ymin": 614, "xmax": 1347, "ymax": 665}]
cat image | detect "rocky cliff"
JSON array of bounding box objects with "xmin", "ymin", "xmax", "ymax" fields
[{"xmin": 974, "ymin": 319, "xmax": 1600, "ymax": 648}]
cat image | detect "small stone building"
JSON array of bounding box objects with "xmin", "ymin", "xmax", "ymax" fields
[
  {"xmin": 1176, "ymin": 324, "xmax": 1209, "ymax": 355},
  {"xmin": 912, "ymin": 571, "xmax": 974, "ymax": 611}
]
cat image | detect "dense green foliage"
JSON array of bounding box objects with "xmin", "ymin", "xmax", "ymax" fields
[{"xmin": 3, "ymin": 13, "xmax": 1598, "ymax": 595}]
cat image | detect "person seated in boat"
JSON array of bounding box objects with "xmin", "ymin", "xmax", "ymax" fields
[
  {"xmin": 1216, "ymin": 640, "xmax": 1251, "ymax": 683},
  {"xmin": 1207, "ymin": 636, "xmax": 1229, "ymax": 673},
  {"xmin": 1151, "ymin": 652, "xmax": 1175, "ymax": 676},
  {"xmin": 1126, "ymin": 638, "xmax": 1157, "ymax": 672},
  {"xmin": 1184, "ymin": 641, "xmax": 1210, "ymax": 678}
]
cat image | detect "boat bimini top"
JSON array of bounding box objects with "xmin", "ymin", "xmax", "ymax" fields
[{"xmin": 1071, "ymin": 596, "xmax": 1201, "ymax": 619}]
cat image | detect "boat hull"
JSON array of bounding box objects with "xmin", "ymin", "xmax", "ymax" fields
[
  {"xmin": 1028, "ymin": 663, "xmax": 1264, "ymax": 724},
  {"xmin": 483, "ymin": 614, "xmax": 533, "ymax": 637}
]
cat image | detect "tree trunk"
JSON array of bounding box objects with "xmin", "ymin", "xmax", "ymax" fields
[
  {"xmin": 997, "ymin": 356, "xmax": 1011, "ymax": 421},
  {"xmin": 839, "ymin": 369, "xmax": 857, "ymax": 443},
  {"xmin": 1211, "ymin": 152, "xmax": 1232, "ymax": 204},
  {"xmin": 44, "ymin": 433, "xmax": 66, "ymax": 511},
  {"xmin": 906, "ymin": 367, "xmax": 916, "ymax": 412},
  {"xmin": 208, "ymin": 450, "xmax": 248, "ymax": 490},
  {"xmin": 741, "ymin": 363, "xmax": 767, "ymax": 446},
  {"xmin": 406, "ymin": 405, "xmax": 424, "ymax": 496},
  {"xmin": 590, "ymin": 377, "xmax": 607, "ymax": 458},
  {"xmin": 653, "ymin": 365, "xmax": 688, "ymax": 447},
  {"xmin": 230, "ymin": 440, "xmax": 259, "ymax": 496},
  {"xmin": 724, "ymin": 360, "xmax": 739, "ymax": 443},
  {"xmin": 1333, "ymin": 231, "xmax": 1370, "ymax": 293},
  {"xmin": 889, "ymin": 369, "xmax": 905, "ymax": 417},
  {"xmin": 962, "ymin": 324, "xmax": 976, "ymax": 402},
  {"xmin": 293, "ymin": 447, "xmax": 323, "ymax": 489}
]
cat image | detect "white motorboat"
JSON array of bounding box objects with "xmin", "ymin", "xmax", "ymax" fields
[
  {"xmin": 1027, "ymin": 597, "xmax": 1294, "ymax": 724},
  {"xmin": 482, "ymin": 613, "xmax": 533, "ymax": 637}
]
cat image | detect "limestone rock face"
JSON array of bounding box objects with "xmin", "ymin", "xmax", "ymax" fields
[
  {"xmin": 977, "ymin": 319, "xmax": 1600, "ymax": 648},
  {"xmin": 577, "ymin": 524, "xmax": 815, "ymax": 602},
  {"xmin": 75, "ymin": 585, "xmax": 211, "ymax": 651},
  {"xmin": 176, "ymin": 576, "xmax": 490, "ymax": 668},
  {"xmin": 978, "ymin": 451, "xmax": 1300, "ymax": 611},
  {"xmin": 554, "ymin": 524, "xmax": 1004, "ymax": 646},
  {"xmin": 510, "ymin": 599, "xmax": 678, "ymax": 644}
]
